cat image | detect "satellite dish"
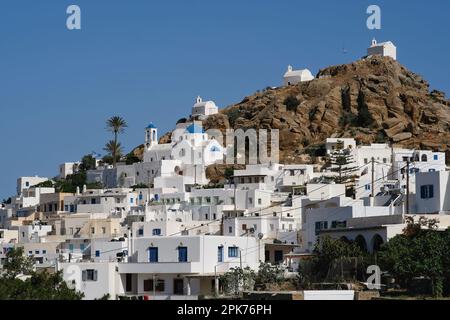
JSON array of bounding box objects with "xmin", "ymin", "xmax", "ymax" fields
[{"xmin": 258, "ymin": 233, "xmax": 264, "ymax": 240}]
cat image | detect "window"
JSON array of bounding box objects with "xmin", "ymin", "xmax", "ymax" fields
[
  {"xmin": 315, "ymin": 221, "xmax": 328, "ymax": 235},
  {"xmin": 365, "ymin": 184, "xmax": 371, "ymax": 191},
  {"xmin": 126, "ymin": 274, "xmax": 132, "ymax": 292},
  {"xmin": 152, "ymin": 229, "xmax": 161, "ymax": 236},
  {"xmin": 144, "ymin": 279, "xmax": 153, "ymax": 292},
  {"xmin": 91, "ymin": 198, "xmax": 96, "ymax": 205},
  {"xmin": 228, "ymin": 246, "xmax": 239, "ymax": 258},
  {"xmin": 178, "ymin": 247, "xmax": 188, "ymax": 262},
  {"xmin": 80, "ymin": 244, "xmax": 85, "ymax": 252},
  {"xmin": 364, "ymin": 158, "xmax": 368, "ymax": 164},
  {"xmin": 91, "ymin": 227, "xmax": 95, "ymax": 234},
  {"xmin": 434, "ymin": 155, "xmax": 439, "ymax": 161},
  {"xmin": 82, "ymin": 269, "xmax": 98, "ymax": 282},
  {"xmin": 25, "ymin": 181, "xmax": 30, "ymax": 187},
  {"xmin": 242, "ymin": 224, "xmax": 247, "ymax": 231},
  {"xmin": 42, "ymin": 250, "xmax": 47, "ymax": 254},
  {"xmin": 35, "ymin": 250, "xmax": 40, "ymax": 254},
  {"xmin": 102, "ymin": 227, "xmax": 106, "ymax": 234},
  {"xmin": 383, "ymin": 158, "xmax": 387, "ymax": 163},
  {"xmin": 138, "ymin": 228, "xmax": 144, "ymax": 236},
  {"xmin": 228, "ymin": 226, "xmax": 233, "ymax": 234},
  {"xmin": 69, "ymin": 244, "xmax": 74, "ymax": 252},
  {"xmin": 95, "ymin": 250, "xmax": 100, "ymax": 257},
  {"xmin": 331, "ymin": 221, "xmax": 347, "ymax": 229},
  {"xmin": 249, "ymin": 198, "xmax": 253, "ymax": 204},
  {"xmin": 421, "ymin": 154, "xmax": 428, "ymax": 162},
  {"xmin": 148, "ymin": 247, "xmax": 158, "ymax": 263},
  {"xmin": 420, "ymin": 185, "xmax": 434, "ymax": 199},
  {"xmin": 130, "ymin": 198, "xmax": 134, "ymax": 204},
  {"xmin": 258, "ymin": 198, "xmax": 262, "ymax": 205},
  {"xmin": 274, "ymin": 250, "xmax": 284, "ymax": 264},
  {"xmin": 218, "ymin": 246, "xmax": 224, "ymax": 263}
]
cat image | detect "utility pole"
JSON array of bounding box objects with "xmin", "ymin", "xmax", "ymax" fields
[
  {"xmin": 371, "ymin": 157, "xmax": 375, "ymax": 198},
  {"xmin": 406, "ymin": 159, "xmax": 410, "ymax": 215},
  {"xmin": 233, "ymin": 176, "xmax": 237, "ymax": 216},
  {"xmin": 239, "ymin": 249, "xmax": 243, "ymax": 269}
]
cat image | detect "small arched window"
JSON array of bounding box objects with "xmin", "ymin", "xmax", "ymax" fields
[{"xmin": 421, "ymin": 154, "xmax": 428, "ymax": 162}]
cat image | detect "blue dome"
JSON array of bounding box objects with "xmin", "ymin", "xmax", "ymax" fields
[
  {"xmin": 185, "ymin": 123, "xmax": 204, "ymax": 134},
  {"xmin": 146, "ymin": 123, "xmax": 157, "ymax": 129}
]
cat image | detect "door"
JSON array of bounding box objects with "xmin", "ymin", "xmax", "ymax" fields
[
  {"xmin": 178, "ymin": 247, "xmax": 188, "ymax": 262},
  {"xmin": 173, "ymin": 279, "xmax": 184, "ymax": 295},
  {"xmin": 149, "ymin": 247, "xmax": 158, "ymax": 263}
]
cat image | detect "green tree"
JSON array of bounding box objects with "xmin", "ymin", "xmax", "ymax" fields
[
  {"xmin": 125, "ymin": 152, "xmax": 141, "ymax": 165},
  {"xmin": 2, "ymin": 247, "xmax": 34, "ymax": 280},
  {"xmin": 312, "ymin": 236, "xmax": 365, "ymax": 280},
  {"xmin": 254, "ymin": 263, "xmax": 285, "ymax": 290},
  {"xmin": 219, "ymin": 267, "xmax": 256, "ymax": 296},
  {"xmin": 379, "ymin": 217, "xmax": 448, "ymax": 298},
  {"xmin": 224, "ymin": 167, "xmax": 234, "ymax": 183},
  {"xmin": 328, "ymin": 140, "xmax": 358, "ymax": 184},
  {"xmin": 106, "ymin": 116, "xmax": 128, "ymax": 168},
  {"xmin": 34, "ymin": 180, "xmax": 55, "ymax": 188},
  {"xmin": 0, "ymin": 248, "xmax": 84, "ymax": 300},
  {"xmin": 79, "ymin": 154, "xmax": 97, "ymax": 171},
  {"xmin": 103, "ymin": 140, "xmax": 123, "ymax": 165}
]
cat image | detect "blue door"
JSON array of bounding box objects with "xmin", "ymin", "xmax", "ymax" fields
[
  {"xmin": 218, "ymin": 246, "xmax": 224, "ymax": 263},
  {"xmin": 149, "ymin": 247, "xmax": 158, "ymax": 263},
  {"xmin": 178, "ymin": 247, "xmax": 188, "ymax": 262}
]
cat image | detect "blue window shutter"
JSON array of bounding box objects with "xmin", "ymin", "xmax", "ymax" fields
[
  {"xmin": 218, "ymin": 246, "xmax": 224, "ymax": 262},
  {"xmin": 429, "ymin": 185, "xmax": 434, "ymax": 198},
  {"xmin": 95, "ymin": 250, "xmax": 100, "ymax": 257}
]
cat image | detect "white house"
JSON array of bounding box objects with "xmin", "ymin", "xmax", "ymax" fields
[
  {"xmin": 191, "ymin": 96, "xmax": 219, "ymax": 118},
  {"xmin": 59, "ymin": 162, "xmax": 80, "ymax": 179},
  {"xmin": 414, "ymin": 171, "xmax": 450, "ymax": 214},
  {"xmin": 283, "ymin": 65, "xmax": 314, "ymax": 86},
  {"xmin": 16, "ymin": 176, "xmax": 50, "ymax": 196},
  {"xmin": 367, "ymin": 38, "xmax": 397, "ymax": 60},
  {"xmin": 61, "ymin": 235, "xmax": 260, "ymax": 299}
]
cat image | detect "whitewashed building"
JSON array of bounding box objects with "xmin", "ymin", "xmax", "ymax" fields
[
  {"xmin": 283, "ymin": 65, "xmax": 314, "ymax": 86},
  {"xmin": 191, "ymin": 96, "xmax": 219, "ymax": 118},
  {"xmin": 367, "ymin": 39, "xmax": 397, "ymax": 60}
]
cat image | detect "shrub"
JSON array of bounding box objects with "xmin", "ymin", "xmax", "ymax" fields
[{"xmin": 283, "ymin": 95, "xmax": 301, "ymax": 111}]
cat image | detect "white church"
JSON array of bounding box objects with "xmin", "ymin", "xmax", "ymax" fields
[
  {"xmin": 367, "ymin": 38, "xmax": 397, "ymax": 60},
  {"xmin": 142, "ymin": 121, "xmax": 225, "ymax": 191},
  {"xmin": 283, "ymin": 65, "xmax": 314, "ymax": 86},
  {"xmin": 191, "ymin": 96, "xmax": 219, "ymax": 118}
]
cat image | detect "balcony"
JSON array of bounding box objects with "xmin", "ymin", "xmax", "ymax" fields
[{"xmin": 118, "ymin": 261, "xmax": 203, "ymax": 274}]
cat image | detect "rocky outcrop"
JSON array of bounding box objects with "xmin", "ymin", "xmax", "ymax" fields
[
  {"xmin": 134, "ymin": 56, "xmax": 450, "ymax": 166},
  {"xmin": 202, "ymin": 56, "xmax": 450, "ymax": 164}
]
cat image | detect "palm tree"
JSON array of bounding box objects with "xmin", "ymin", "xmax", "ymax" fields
[
  {"xmin": 106, "ymin": 116, "xmax": 128, "ymax": 167},
  {"xmin": 103, "ymin": 140, "xmax": 123, "ymax": 164}
]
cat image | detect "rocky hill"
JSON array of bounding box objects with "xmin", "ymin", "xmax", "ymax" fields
[
  {"xmin": 139, "ymin": 56, "xmax": 450, "ymax": 176},
  {"xmin": 201, "ymin": 56, "xmax": 450, "ymax": 164}
]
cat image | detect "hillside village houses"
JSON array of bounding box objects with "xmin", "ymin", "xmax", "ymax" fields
[{"xmin": 2, "ymin": 41, "xmax": 450, "ymax": 299}]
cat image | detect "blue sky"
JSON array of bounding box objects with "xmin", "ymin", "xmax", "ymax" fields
[{"xmin": 0, "ymin": 0, "xmax": 449, "ymax": 198}]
